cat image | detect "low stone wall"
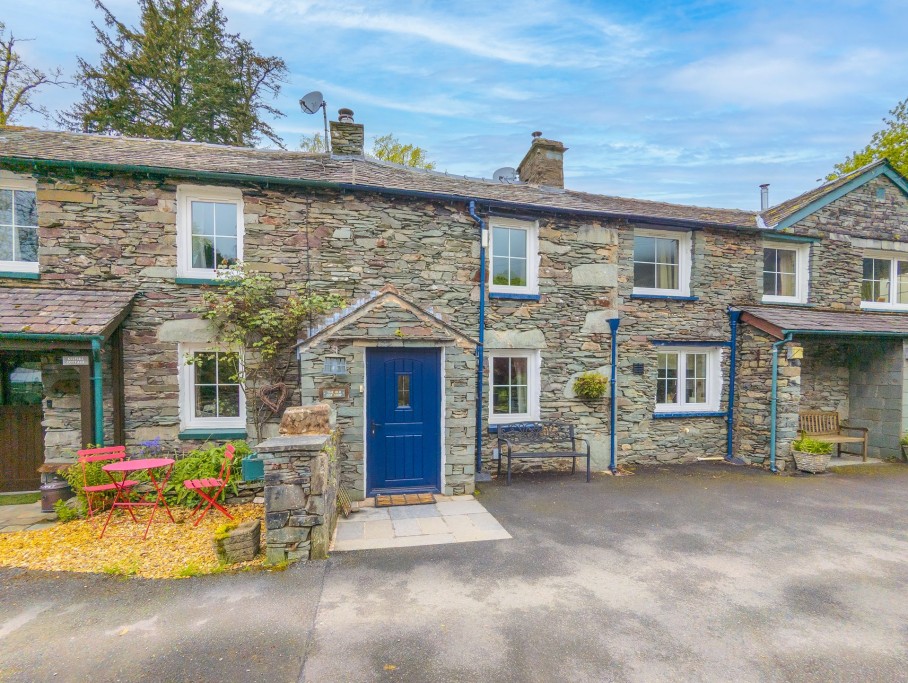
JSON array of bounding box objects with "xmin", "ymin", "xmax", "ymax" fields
[
  {"xmin": 258, "ymin": 430, "xmax": 340, "ymax": 564},
  {"xmin": 224, "ymin": 481, "xmax": 264, "ymax": 506}
]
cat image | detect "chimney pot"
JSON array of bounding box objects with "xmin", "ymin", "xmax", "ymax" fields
[
  {"xmin": 329, "ymin": 108, "xmax": 364, "ymax": 156},
  {"xmin": 760, "ymin": 183, "xmax": 770, "ymax": 211},
  {"xmin": 517, "ymin": 134, "xmax": 567, "ymax": 189}
]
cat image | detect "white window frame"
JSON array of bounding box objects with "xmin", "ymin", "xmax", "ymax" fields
[
  {"xmin": 654, "ymin": 346, "xmax": 722, "ymax": 414},
  {"xmin": 487, "ymin": 349, "xmax": 541, "ymax": 425},
  {"xmin": 178, "ymin": 343, "xmax": 246, "ymax": 430},
  {"xmin": 632, "ymin": 228, "xmax": 692, "ymax": 297},
  {"xmin": 860, "ymin": 250, "xmax": 908, "ymax": 311},
  {"xmin": 488, "ymin": 217, "xmax": 539, "ymax": 295},
  {"xmin": 176, "ymin": 184, "xmax": 244, "ymax": 278},
  {"xmin": 0, "ymin": 173, "xmax": 39, "ymax": 274},
  {"xmin": 761, "ymin": 242, "xmax": 809, "ymax": 304}
]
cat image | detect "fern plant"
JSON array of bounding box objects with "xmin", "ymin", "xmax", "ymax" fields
[
  {"xmin": 792, "ymin": 435, "xmax": 833, "ymax": 455},
  {"xmin": 165, "ymin": 440, "xmax": 251, "ymax": 506},
  {"xmin": 573, "ymin": 371, "xmax": 609, "ymax": 401}
]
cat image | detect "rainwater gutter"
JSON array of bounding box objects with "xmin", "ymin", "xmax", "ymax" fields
[
  {"xmin": 608, "ymin": 318, "xmax": 620, "ymax": 474},
  {"xmin": 468, "ymin": 200, "xmax": 488, "ymax": 479},
  {"xmin": 769, "ymin": 333, "xmax": 794, "ymax": 473},
  {"xmin": 726, "ymin": 309, "xmax": 743, "ymax": 463}
]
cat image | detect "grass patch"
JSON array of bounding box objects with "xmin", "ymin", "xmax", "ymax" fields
[{"xmin": 0, "ymin": 492, "xmax": 41, "ymax": 506}]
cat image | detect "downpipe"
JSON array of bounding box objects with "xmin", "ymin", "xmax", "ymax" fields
[
  {"xmin": 468, "ymin": 200, "xmax": 490, "ymax": 480},
  {"xmin": 608, "ymin": 318, "xmax": 620, "ymax": 474},
  {"xmin": 725, "ymin": 309, "xmax": 745, "ymax": 465},
  {"xmin": 91, "ymin": 337, "xmax": 104, "ymax": 445}
]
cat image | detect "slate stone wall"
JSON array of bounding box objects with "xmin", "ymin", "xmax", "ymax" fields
[
  {"xmin": 800, "ymin": 340, "xmax": 850, "ymax": 417},
  {"xmin": 847, "ymin": 339, "xmax": 903, "ymax": 458}
]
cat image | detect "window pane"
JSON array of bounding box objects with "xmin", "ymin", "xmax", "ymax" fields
[
  {"xmin": 217, "ymin": 352, "xmax": 238, "ymax": 383},
  {"xmin": 195, "ymin": 385, "xmax": 218, "ymax": 417},
  {"xmin": 194, "ymin": 353, "xmax": 217, "ymax": 384},
  {"xmin": 491, "ymin": 257, "xmax": 510, "ymax": 286},
  {"xmin": 860, "ymin": 280, "xmax": 875, "ymax": 302},
  {"xmin": 509, "ymin": 229, "xmax": 527, "ymax": 258},
  {"xmin": 656, "ymin": 263, "xmax": 678, "ymax": 290},
  {"xmin": 397, "ymin": 373, "xmax": 411, "ymax": 407},
  {"xmin": 493, "ymin": 387, "xmax": 509, "ymax": 414},
  {"xmin": 14, "ymin": 191, "xmax": 37, "ymax": 226},
  {"xmin": 634, "ymin": 236, "xmax": 655, "ymax": 263},
  {"xmin": 777, "ymin": 249, "xmax": 796, "ymax": 275},
  {"xmin": 764, "ymin": 248, "xmax": 777, "ymax": 272},
  {"xmin": 214, "ymin": 202, "xmax": 237, "ymax": 237},
  {"xmin": 492, "ymin": 227, "xmax": 509, "ymax": 257},
  {"xmin": 777, "ymin": 273, "xmax": 795, "ymax": 297},
  {"xmin": 898, "ymin": 261, "xmax": 908, "ymax": 304},
  {"xmin": 492, "ymin": 357, "xmax": 509, "ymax": 385},
  {"xmin": 634, "ymin": 262, "xmax": 656, "ymax": 288},
  {"xmin": 656, "ymin": 353, "xmax": 678, "ymax": 404},
  {"xmin": 191, "ymin": 201, "xmax": 215, "ymax": 236},
  {"xmin": 217, "ymin": 385, "xmax": 240, "ymax": 417},
  {"xmin": 511, "ymin": 357, "xmax": 528, "ymax": 385},
  {"xmin": 192, "ymin": 236, "xmax": 215, "ymax": 269},
  {"xmin": 763, "ymin": 272, "xmax": 776, "ymax": 296},
  {"xmin": 0, "ymin": 226, "xmax": 13, "ymax": 261},
  {"xmin": 511, "ymin": 386, "xmax": 528, "ymax": 414},
  {"xmin": 655, "ymin": 238, "xmax": 678, "ymax": 266},
  {"xmin": 509, "ymin": 258, "xmax": 527, "ymax": 286},
  {"xmin": 17, "ymin": 226, "xmax": 38, "ymax": 262},
  {"xmin": 0, "ymin": 190, "xmax": 11, "ymax": 225},
  {"xmin": 214, "ymin": 236, "xmax": 238, "ymax": 267}
]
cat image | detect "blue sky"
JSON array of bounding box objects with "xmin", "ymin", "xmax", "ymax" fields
[{"xmin": 5, "ymin": 0, "xmax": 907, "ymax": 210}]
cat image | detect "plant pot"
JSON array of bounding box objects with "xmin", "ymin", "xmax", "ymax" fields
[
  {"xmin": 901, "ymin": 444, "xmax": 908, "ymax": 462},
  {"xmin": 792, "ymin": 449, "xmax": 832, "ymax": 474}
]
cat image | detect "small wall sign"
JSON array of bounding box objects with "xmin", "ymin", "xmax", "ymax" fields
[
  {"xmin": 62, "ymin": 356, "xmax": 90, "ymax": 366},
  {"xmin": 319, "ymin": 386, "xmax": 349, "ymax": 400}
]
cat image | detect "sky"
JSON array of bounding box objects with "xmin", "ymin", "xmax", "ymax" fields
[{"xmin": 4, "ymin": 0, "xmax": 907, "ymax": 210}]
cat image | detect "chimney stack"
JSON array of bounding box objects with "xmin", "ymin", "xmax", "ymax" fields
[
  {"xmin": 517, "ymin": 131, "xmax": 567, "ymax": 188},
  {"xmin": 760, "ymin": 183, "xmax": 770, "ymax": 211},
  {"xmin": 329, "ymin": 108, "xmax": 364, "ymax": 156}
]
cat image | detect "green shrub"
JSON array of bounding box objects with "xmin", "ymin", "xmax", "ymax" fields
[
  {"xmin": 54, "ymin": 498, "xmax": 83, "ymax": 523},
  {"xmin": 165, "ymin": 440, "xmax": 251, "ymax": 507},
  {"xmin": 573, "ymin": 371, "xmax": 609, "ymax": 401},
  {"xmin": 900, "ymin": 433, "xmax": 908, "ymax": 446},
  {"xmin": 792, "ymin": 435, "xmax": 833, "ymax": 455}
]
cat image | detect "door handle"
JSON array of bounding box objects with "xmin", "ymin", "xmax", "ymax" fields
[{"xmin": 370, "ymin": 420, "xmax": 382, "ymax": 436}]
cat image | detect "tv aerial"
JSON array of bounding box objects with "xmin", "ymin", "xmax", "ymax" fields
[
  {"xmin": 300, "ymin": 90, "xmax": 330, "ymax": 153},
  {"xmin": 493, "ymin": 166, "xmax": 518, "ymax": 183}
]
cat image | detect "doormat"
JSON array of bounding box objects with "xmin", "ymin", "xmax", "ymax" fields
[{"xmin": 375, "ymin": 493, "xmax": 436, "ymax": 508}]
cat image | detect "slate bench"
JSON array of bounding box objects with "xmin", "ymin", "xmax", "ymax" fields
[
  {"xmin": 798, "ymin": 410, "xmax": 868, "ymax": 461},
  {"xmin": 496, "ymin": 422, "xmax": 591, "ymax": 485}
]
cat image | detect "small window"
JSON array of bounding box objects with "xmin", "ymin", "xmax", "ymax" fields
[
  {"xmin": 488, "ymin": 350, "xmax": 540, "ymax": 424},
  {"xmin": 177, "ymin": 185, "xmax": 244, "ymax": 278},
  {"xmin": 762, "ymin": 243, "xmax": 808, "ymax": 303},
  {"xmin": 861, "ymin": 252, "xmax": 908, "ymax": 310},
  {"xmin": 655, "ymin": 348, "xmax": 721, "ymax": 413},
  {"xmin": 632, "ymin": 229, "xmax": 691, "ymax": 296},
  {"xmin": 179, "ymin": 344, "xmax": 245, "ymax": 430},
  {"xmin": 397, "ymin": 373, "xmax": 411, "ymax": 408},
  {"xmin": 489, "ymin": 218, "xmax": 538, "ymax": 295},
  {"xmin": 0, "ymin": 177, "xmax": 39, "ymax": 274}
]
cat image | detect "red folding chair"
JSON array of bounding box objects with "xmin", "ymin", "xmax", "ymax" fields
[
  {"xmin": 184, "ymin": 443, "xmax": 235, "ymax": 527},
  {"xmin": 77, "ymin": 446, "xmax": 139, "ymax": 520}
]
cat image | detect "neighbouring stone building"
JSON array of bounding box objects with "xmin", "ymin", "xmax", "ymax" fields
[{"xmin": 2, "ymin": 115, "xmax": 908, "ymax": 495}]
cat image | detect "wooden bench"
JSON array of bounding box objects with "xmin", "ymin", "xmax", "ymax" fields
[
  {"xmin": 496, "ymin": 422, "xmax": 591, "ymax": 485},
  {"xmin": 798, "ymin": 411, "xmax": 868, "ymax": 461}
]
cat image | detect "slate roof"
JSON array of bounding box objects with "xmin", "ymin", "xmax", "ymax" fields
[
  {"xmin": 758, "ymin": 160, "xmax": 889, "ymax": 228},
  {"xmin": 0, "ymin": 127, "xmax": 760, "ymax": 230},
  {"xmin": 0, "ymin": 287, "xmax": 135, "ymax": 337},
  {"xmin": 738, "ymin": 304, "xmax": 908, "ymax": 338}
]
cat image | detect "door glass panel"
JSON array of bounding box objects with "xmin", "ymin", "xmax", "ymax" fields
[
  {"xmin": 4, "ymin": 361, "xmax": 42, "ymax": 405},
  {"xmin": 397, "ymin": 373, "xmax": 411, "ymax": 408}
]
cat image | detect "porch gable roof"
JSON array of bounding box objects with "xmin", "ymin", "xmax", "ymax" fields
[
  {"xmin": 0, "ymin": 287, "xmax": 135, "ymax": 340},
  {"xmin": 737, "ymin": 304, "xmax": 908, "ymax": 340}
]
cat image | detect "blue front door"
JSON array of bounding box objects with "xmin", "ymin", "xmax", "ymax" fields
[{"xmin": 366, "ymin": 347, "xmax": 441, "ymax": 495}]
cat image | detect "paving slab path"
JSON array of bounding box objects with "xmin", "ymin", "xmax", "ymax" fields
[{"xmin": 3, "ymin": 463, "xmax": 908, "ymax": 682}]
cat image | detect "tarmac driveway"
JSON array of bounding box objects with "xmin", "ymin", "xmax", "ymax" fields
[{"xmin": 4, "ymin": 463, "xmax": 908, "ymax": 682}]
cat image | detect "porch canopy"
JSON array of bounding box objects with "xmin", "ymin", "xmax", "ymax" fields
[
  {"xmin": 737, "ymin": 305, "xmax": 908, "ymax": 339},
  {"xmin": 0, "ymin": 287, "xmax": 135, "ymax": 445}
]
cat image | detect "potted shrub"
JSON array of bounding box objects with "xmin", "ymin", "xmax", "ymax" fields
[
  {"xmin": 791, "ymin": 434, "xmax": 834, "ymax": 473},
  {"xmin": 573, "ymin": 371, "xmax": 609, "ymax": 401},
  {"xmin": 901, "ymin": 433, "xmax": 908, "ymax": 461}
]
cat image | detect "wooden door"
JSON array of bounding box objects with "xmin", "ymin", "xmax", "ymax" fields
[{"xmin": 0, "ymin": 405, "xmax": 44, "ymax": 492}]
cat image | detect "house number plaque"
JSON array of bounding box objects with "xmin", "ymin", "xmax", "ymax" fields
[
  {"xmin": 62, "ymin": 356, "xmax": 90, "ymax": 366},
  {"xmin": 319, "ymin": 386, "xmax": 349, "ymax": 400}
]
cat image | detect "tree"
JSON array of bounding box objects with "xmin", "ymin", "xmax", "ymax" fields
[
  {"xmin": 299, "ymin": 132, "xmax": 327, "ymax": 152},
  {"xmin": 372, "ymin": 134, "xmax": 435, "ymax": 169},
  {"xmin": 194, "ymin": 265, "xmax": 343, "ymax": 442},
  {"xmin": 62, "ymin": 0, "xmax": 287, "ymax": 147},
  {"xmin": 830, "ymin": 97, "xmax": 908, "ymax": 179},
  {"xmin": 0, "ymin": 21, "xmax": 66, "ymax": 125}
]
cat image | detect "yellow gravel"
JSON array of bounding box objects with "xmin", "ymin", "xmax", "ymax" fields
[{"xmin": 0, "ymin": 504, "xmax": 266, "ymax": 579}]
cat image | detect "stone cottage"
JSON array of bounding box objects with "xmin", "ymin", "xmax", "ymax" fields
[{"xmin": 1, "ymin": 115, "xmax": 907, "ymax": 496}]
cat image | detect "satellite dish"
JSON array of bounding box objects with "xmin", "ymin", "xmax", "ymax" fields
[
  {"xmin": 493, "ymin": 167, "xmax": 518, "ymax": 183},
  {"xmin": 300, "ymin": 91, "xmax": 325, "ymax": 115}
]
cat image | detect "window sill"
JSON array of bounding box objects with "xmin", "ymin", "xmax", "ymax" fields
[
  {"xmin": 631, "ymin": 293, "xmax": 698, "ymax": 301},
  {"xmin": 488, "ymin": 292, "xmax": 541, "ymax": 301},
  {"xmin": 175, "ymin": 277, "xmax": 235, "ymax": 286},
  {"xmin": 178, "ymin": 428, "xmax": 247, "ymax": 440},
  {"xmin": 860, "ymin": 302, "xmax": 908, "ymax": 312},
  {"xmin": 0, "ymin": 270, "xmax": 39, "ymax": 280},
  {"xmin": 760, "ymin": 298, "xmax": 813, "ymax": 306},
  {"xmin": 653, "ymin": 411, "xmax": 725, "ymax": 419}
]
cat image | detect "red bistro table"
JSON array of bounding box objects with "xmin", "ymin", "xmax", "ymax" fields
[{"xmin": 100, "ymin": 458, "xmax": 176, "ymax": 539}]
